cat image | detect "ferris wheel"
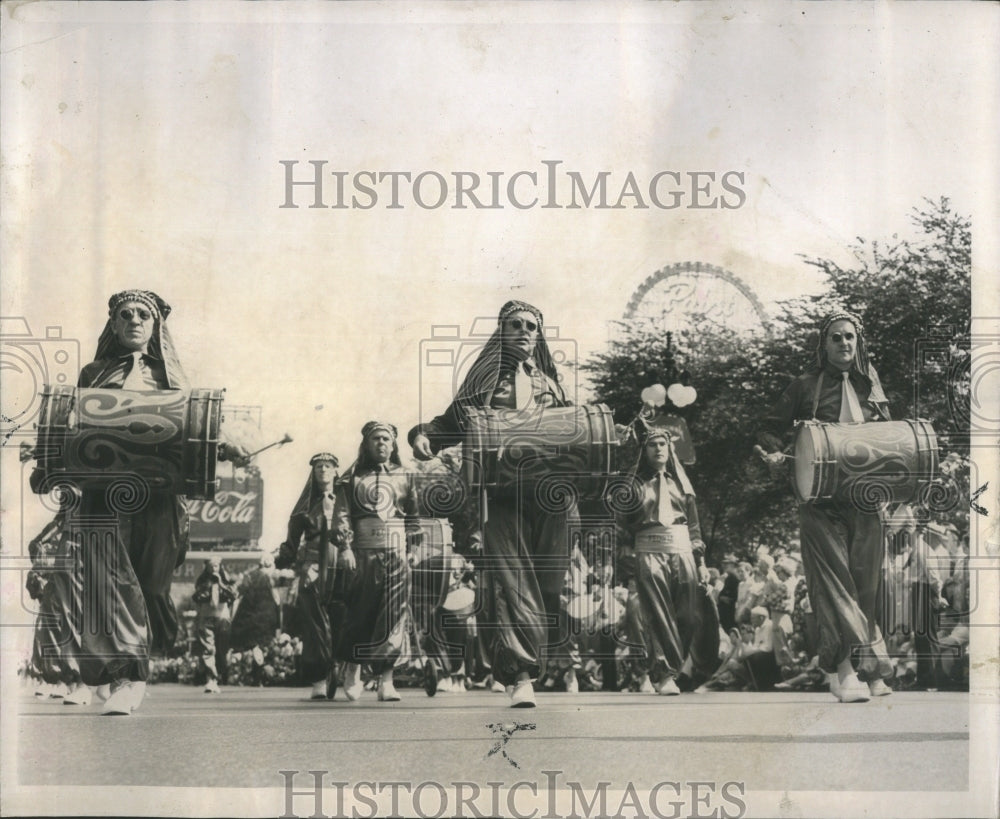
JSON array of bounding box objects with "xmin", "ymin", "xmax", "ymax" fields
[{"xmin": 623, "ymin": 261, "xmax": 770, "ymax": 336}]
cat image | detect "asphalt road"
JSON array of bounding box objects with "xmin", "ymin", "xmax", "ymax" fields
[{"xmin": 6, "ymin": 683, "xmax": 980, "ymax": 818}]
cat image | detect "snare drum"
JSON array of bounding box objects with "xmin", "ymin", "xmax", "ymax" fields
[
  {"xmin": 462, "ymin": 404, "xmax": 618, "ymax": 499},
  {"xmin": 792, "ymin": 419, "xmax": 938, "ymax": 506},
  {"xmin": 34, "ymin": 385, "xmax": 224, "ymax": 499}
]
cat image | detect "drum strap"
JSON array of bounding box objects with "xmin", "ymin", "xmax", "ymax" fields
[{"xmin": 810, "ymin": 371, "xmax": 824, "ymax": 420}]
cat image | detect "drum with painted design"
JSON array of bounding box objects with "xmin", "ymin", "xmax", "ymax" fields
[
  {"xmin": 462, "ymin": 404, "xmax": 618, "ymax": 500},
  {"xmin": 34, "ymin": 385, "xmax": 224, "ymax": 499},
  {"xmin": 792, "ymin": 419, "xmax": 938, "ymax": 506}
]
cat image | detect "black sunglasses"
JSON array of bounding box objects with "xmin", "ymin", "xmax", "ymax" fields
[
  {"xmin": 118, "ymin": 307, "xmax": 152, "ymax": 322},
  {"xmin": 506, "ymin": 318, "xmax": 538, "ymax": 332},
  {"xmin": 829, "ymin": 331, "xmax": 855, "ymax": 343}
]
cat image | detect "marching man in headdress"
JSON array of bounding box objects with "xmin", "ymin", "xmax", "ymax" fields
[
  {"xmin": 334, "ymin": 421, "xmax": 422, "ymax": 702},
  {"xmin": 408, "ymin": 300, "xmax": 575, "ymax": 708},
  {"xmin": 616, "ymin": 418, "xmax": 719, "ymax": 695},
  {"xmin": 29, "ymin": 289, "xmax": 248, "ymax": 716},
  {"xmin": 757, "ymin": 310, "xmax": 893, "ymax": 702}
]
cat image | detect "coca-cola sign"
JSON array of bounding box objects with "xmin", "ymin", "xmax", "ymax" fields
[{"xmin": 187, "ymin": 473, "xmax": 263, "ymax": 541}]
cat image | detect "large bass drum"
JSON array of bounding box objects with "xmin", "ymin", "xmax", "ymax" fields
[
  {"xmin": 34, "ymin": 385, "xmax": 224, "ymax": 499},
  {"xmin": 461, "ymin": 404, "xmax": 618, "ymax": 500},
  {"xmin": 792, "ymin": 419, "xmax": 938, "ymax": 507}
]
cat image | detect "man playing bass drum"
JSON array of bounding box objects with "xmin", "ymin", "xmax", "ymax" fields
[{"xmin": 757, "ymin": 311, "xmax": 894, "ymax": 703}]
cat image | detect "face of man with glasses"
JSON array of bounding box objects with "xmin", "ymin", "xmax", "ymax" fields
[
  {"xmin": 824, "ymin": 318, "xmax": 857, "ymax": 371},
  {"xmin": 112, "ymin": 301, "xmax": 156, "ymax": 353},
  {"xmin": 501, "ymin": 310, "xmax": 540, "ymax": 362}
]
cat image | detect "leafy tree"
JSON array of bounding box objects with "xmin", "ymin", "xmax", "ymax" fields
[{"xmin": 581, "ymin": 198, "xmax": 971, "ymax": 562}]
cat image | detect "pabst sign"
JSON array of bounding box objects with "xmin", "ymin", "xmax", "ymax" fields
[{"xmin": 187, "ymin": 473, "xmax": 263, "ymax": 541}]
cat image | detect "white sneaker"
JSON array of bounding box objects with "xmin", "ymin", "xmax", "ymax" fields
[
  {"xmin": 657, "ymin": 678, "xmax": 681, "ymax": 696},
  {"xmin": 436, "ymin": 676, "xmax": 453, "ymax": 694},
  {"xmin": 377, "ymin": 679, "xmax": 401, "ymax": 702},
  {"xmin": 94, "ymin": 684, "xmax": 112, "ymax": 702},
  {"xmin": 34, "ymin": 683, "xmax": 50, "ymax": 699},
  {"xmin": 205, "ymin": 679, "xmax": 222, "ymax": 695},
  {"xmin": 638, "ymin": 674, "xmax": 656, "ymax": 694},
  {"xmin": 510, "ymin": 679, "xmax": 536, "ymax": 708},
  {"xmin": 101, "ymin": 681, "xmax": 136, "ymax": 716},
  {"xmin": 827, "ymin": 673, "xmax": 841, "ymax": 701},
  {"xmin": 343, "ymin": 664, "xmax": 363, "ymax": 701},
  {"xmin": 565, "ymin": 670, "xmax": 579, "ymax": 694},
  {"xmin": 452, "ymin": 676, "xmax": 467, "ymax": 693},
  {"xmin": 63, "ymin": 683, "xmax": 93, "ymax": 706},
  {"xmin": 837, "ymin": 672, "xmax": 870, "ymax": 703},
  {"xmin": 49, "ymin": 682, "xmax": 69, "ymax": 700},
  {"xmin": 129, "ymin": 681, "xmax": 147, "ymax": 711},
  {"xmin": 868, "ymin": 679, "xmax": 893, "ymax": 697},
  {"xmin": 309, "ymin": 680, "xmax": 326, "ymax": 700}
]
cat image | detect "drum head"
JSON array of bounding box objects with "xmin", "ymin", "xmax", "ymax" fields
[
  {"xmin": 793, "ymin": 425, "xmax": 819, "ymax": 502},
  {"xmin": 441, "ymin": 585, "xmax": 475, "ymax": 615}
]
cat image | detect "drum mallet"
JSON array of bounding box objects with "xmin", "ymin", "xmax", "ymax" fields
[{"xmin": 245, "ymin": 433, "xmax": 294, "ymax": 460}]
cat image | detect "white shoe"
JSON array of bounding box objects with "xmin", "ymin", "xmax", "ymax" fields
[
  {"xmin": 101, "ymin": 681, "xmax": 136, "ymax": 716},
  {"xmin": 837, "ymin": 672, "xmax": 870, "ymax": 703},
  {"xmin": 343, "ymin": 664, "xmax": 363, "ymax": 701},
  {"xmin": 657, "ymin": 678, "xmax": 681, "ymax": 696},
  {"xmin": 827, "ymin": 673, "xmax": 841, "ymax": 701},
  {"xmin": 452, "ymin": 676, "xmax": 467, "ymax": 693},
  {"xmin": 436, "ymin": 676, "xmax": 453, "ymax": 694},
  {"xmin": 638, "ymin": 674, "xmax": 656, "ymax": 694},
  {"xmin": 309, "ymin": 680, "xmax": 327, "ymax": 700},
  {"xmin": 868, "ymin": 679, "xmax": 892, "ymax": 697},
  {"xmin": 377, "ymin": 679, "xmax": 401, "ymax": 702},
  {"xmin": 205, "ymin": 679, "xmax": 222, "ymax": 695},
  {"xmin": 49, "ymin": 682, "xmax": 69, "ymax": 700},
  {"xmin": 565, "ymin": 670, "xmax": 579, "ymax": 694},
  {"xmin": 94, "ymin": 684, "xmax": 112, "ymax": 702},
  {"xmin": 63, "ymin": 683, "xmax": 93, "ymax": 706},
  {"xmin": 510, "ymin": 679, "xmax": 536, "ymax": 708},
  {"xmin": 129, "ymin": 682, "xmax": 146, "ymax": 711},
  {"xmin": 34, "ymin": 683, "xmax": 50, "ymax": 699}
]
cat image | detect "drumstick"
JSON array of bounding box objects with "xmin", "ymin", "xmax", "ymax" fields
[
  {"xmin": 753, "ymin": 445, "xmax": 793, "ymax": 461},
  {"xmin": 244, "ymin": 434, "xmax": 294, "ymax": 459}
]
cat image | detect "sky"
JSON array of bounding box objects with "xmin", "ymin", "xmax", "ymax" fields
[{"xmin": 2, "ymin": 0, "xmax": 997, "ymax": 567}]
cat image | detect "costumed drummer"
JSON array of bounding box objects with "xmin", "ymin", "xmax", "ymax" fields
[
  {"xmin": 29, "ymin": 290, "xmax": 248, "ymax": 716},
  {"xmin": 616, "ymin": 420, "xmax": 719, "ymax": 695},
  {"xmin": 757, "ymin": 311, "xmax": 893, "ymax": 702},
  {"xmin": 275, "ymin": 452, "xmax": 345, "ymax": 700},
  {"xmin": 408, "ymin": 300, "xmax": 576, "ymax": 709},
  {"xmin": 334, "ymin": 421, "xmax": 422, "ymax": 702}
]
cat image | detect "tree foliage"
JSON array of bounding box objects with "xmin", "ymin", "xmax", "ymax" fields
[{"xmin": 581, "ymin": 198, "xmax": 971, "ymax": 563}]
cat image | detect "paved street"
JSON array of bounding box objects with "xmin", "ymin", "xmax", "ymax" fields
[{"xmin": 11, "ymin": 684, "xmax": 970, "ymax": 799}]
